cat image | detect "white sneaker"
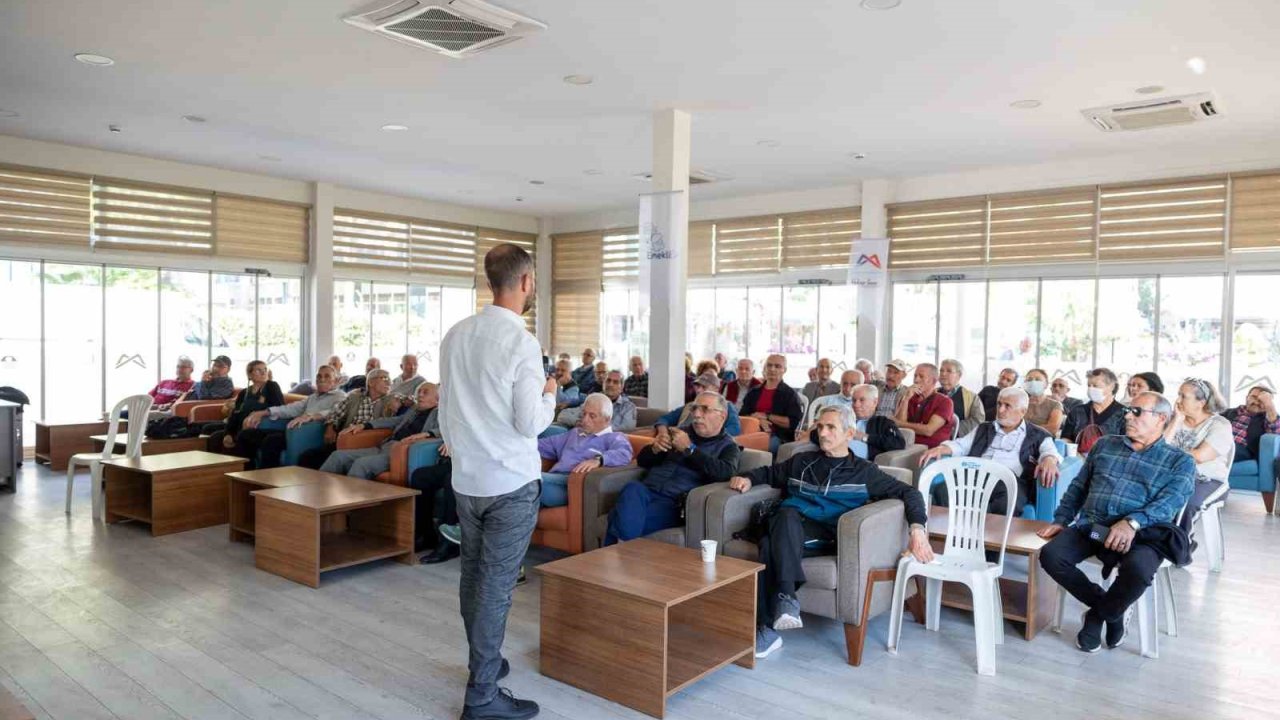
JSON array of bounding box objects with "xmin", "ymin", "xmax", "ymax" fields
[
  {"xmin": 772, "ymin": 593, "xmax": 803, "ymax": 631},
  {"xmin": 755, "ymin": 627, "xmax": 783, "ymax": 659}
]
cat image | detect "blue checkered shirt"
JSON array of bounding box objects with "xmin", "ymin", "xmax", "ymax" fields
[{"xmin": 1053, "ymin": 435, "xmax": 1194, "ymax": 529}]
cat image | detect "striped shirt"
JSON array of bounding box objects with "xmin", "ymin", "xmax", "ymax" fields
[{"xmin": 1053, "ymin": 435, "xmax": 1194, "ymax": 528}]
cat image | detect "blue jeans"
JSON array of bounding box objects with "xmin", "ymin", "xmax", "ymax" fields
[
  {"xmin": 603, "ymin": 481, "xmax": 681, "ymax": 546},
  {"xmin": 539, "ymin": 472, "xmax": 570, "ymax": 507},
  {"xmin": 455, "ymin": 479, "xmax": 541, "ymax": 707}
]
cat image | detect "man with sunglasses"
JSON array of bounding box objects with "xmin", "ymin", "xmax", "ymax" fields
[{"xmin": 1037, "ymin": 391, "xmax": 1194, "ymax": 654}]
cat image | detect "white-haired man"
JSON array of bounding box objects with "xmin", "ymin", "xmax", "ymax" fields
[
  {"xmin": 556, "ymin": 369, "xmax": 637, "ymax": 432},
  {"xmin": 536, "ymin": 393, "xmax": 634, "ymax": 508},
  {"xmin": 322, "ymin": 382, "xmax": 441, "ymax": 480},
  {"xmin": 800, "ymin": 368, "xmax": 864, "ymax": 431},
  {"xmin": 807, "ymin": 383, "xmax": 906, "ymax": 461}
]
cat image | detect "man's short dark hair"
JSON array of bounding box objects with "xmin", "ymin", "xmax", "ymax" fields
[
  {"xmin": 213, "ymin": 355, "xmax": 232, "ymax": 368},
  {"xmin": 484, "ymin": 243, "xmax": 534, "ymax": 293}
]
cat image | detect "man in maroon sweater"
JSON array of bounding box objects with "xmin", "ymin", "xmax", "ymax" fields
[{"xmin": 894, "ymin": 362, "xmax": 956, "ymax": 449}]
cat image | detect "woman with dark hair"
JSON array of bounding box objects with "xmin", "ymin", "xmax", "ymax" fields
[
  {"xmin": 207, "ymin": 360, "xmax": 284, "ymax": 455},
  {"xmin": 1128, "ymin": 371, "xmax": 1165, "ymax": 399},
  {"xmin": 1165, "ymin": 377, "xmax": 1233, "ymax": 534}
]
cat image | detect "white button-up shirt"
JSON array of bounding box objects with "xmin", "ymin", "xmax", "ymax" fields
[
  {"xmin": 944, "ymin": 420, "xmax": 1061, "ymax": 477},
  {"xmin": 439, "ymin": 304, "xmax": 556, "ymax": 497}
]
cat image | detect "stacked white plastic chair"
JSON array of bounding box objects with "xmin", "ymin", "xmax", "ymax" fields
[
  {"xmin": 1195, "ymin": 442, "xmax": 1234, "ymax": 573},
  {"xmin": 887, "ymin": 457, "xmax": 1017, "ymax": 676},
  {"xmin": 65, "ymin": 394, "xmax": 153, "ymax": 522}
]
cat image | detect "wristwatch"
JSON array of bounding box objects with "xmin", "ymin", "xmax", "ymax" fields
[{"xmin": 1125, "ymin": 518, "xmax": 1140, "ymax": 531}]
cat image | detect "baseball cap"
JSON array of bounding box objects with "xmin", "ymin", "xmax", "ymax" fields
[
  {"xmin": 693, "ymin": 371, "xmax": 722, "ymax": 390},
  {"xmin": 886, "ymin": 359, "xmax": 911, "ymax": 373},
  {"xmin": 212, "ymin": 355, "xmax": 233, "ymax": 367}
]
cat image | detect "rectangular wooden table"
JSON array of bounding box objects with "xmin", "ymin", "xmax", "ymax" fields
[
  {"xmin": 102, "ymin": 451, "xmax": 248, "ymax": 536},
  {"xmin": 252, "ymin": 477, "xmax": 419, "ymax": 588},
  {"xmin": 34, "ymin": 420, "xmax": 110, "ymax": 471},
  {"xmin": 225, "ymin": 466, "xmax": 335, "ymax": 543},
  {"xmin": 927, "ymin": 506, "xmax": 1056, "ymax": 640},
  {"xmin": 91, "ymin": 433, "xmax": 207, "ymax": 456},
  {"xmin": 535, "ymin": 538, "xmax": 763, "ymax": 719}
]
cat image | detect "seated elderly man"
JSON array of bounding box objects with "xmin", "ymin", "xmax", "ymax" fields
[
  {"xmin": 894, "ymin": 362, "xmax": 956, "ymax": 449},
  {"xmin": 603, "ymin": 391, "xmax": 741, "ymax": 545},
  {"xmin": 727, "ymin": 405, "xmax": 934, "ymax": 658},
  {"xmin": 714, "ymin": 352, "xmax": 736, "ymax": 385},
  {"xmin": 800, "ymin": 369, "xmax": 863, "ymax": 431},
  {"xmin": 855, "ymin": 358, "xmax": 879, "ymax": 384},
  {"xmin": 147, "ymin": 356, "xmax": 196, "ymax": 413},
  {"xmin": 191, "ymin": 355, "xmax": 235, "ymax": 400},
  {"xmin": 724, "ymin": 357, "xmax": 762, "ymax": 410},
  {"xmin": 537, "ymin": 393, "xmax": 634, "ymax": 508},
  {"xmin": 919, "ymin": 386, "xmax": 1062, "ymax": 514},
  {"xmin": 1052, "ymin": 376, "xmax": 1084, "ymax": 414},
  {"xmin": 1038, "ymin": 391, "xmax": 1194, "ymax": 653},
  {"xmin": 623, "ymin": 355, "xmax": 649, "ymax": 398},
  {"xmin": 802, "ymin": 358, "xmax": 840, "ymax": 404},
  {"xmin": 1221, "ymin": 384, "xmax": 1280, "ymax": 462},
  {"xmin": 327, "ymin": 355, "xmax": 350, "ymax": 387},
  {"xmin": 654, "ymin": 372, "xmax": 743, "ymax": 436},
  {"xmin": 571, "ymin": 347, "xmax": 597, "ymax": 392},
  {"xmin": 342, "ymin": 357, "xmax": 381, "ymax": 392},
  {"xmin": 552, "ymin": 358, "xmax": 583, "ymax": 410},
  {"xmin": 874, "ymin": 359, "xmax": 910, "ymax": 418},
  {"xmin": 389, "ymin": 353, "xmax": 425, "ymax": 403},
  {"xmin": 939, "ymin": 358, "xmax": 985, "ymax": 438},
  {"xmin": 238, "ymin": 365, "xmax": 348, "ymax": 469},
  {"xmin": 979, "ymin": 367, "xmax": 1019, "ymax": 422},
  {"xmin": 297, "ymin": 368, "xmax": 400, "ymax": 469},
  {"xmin": 320, "ymin": 382, "xmax": 441, "ymax": 480},
  {"xmin": 742, "ymin": 354, "xmax": 805, "ymax": 453},
  {"xmin": 556, "ymin": 369, "xmax": 637, "ymax": 432},
  {"xmin": 807, "ymin": 383, "xmax": 905, "ymax": 460}
]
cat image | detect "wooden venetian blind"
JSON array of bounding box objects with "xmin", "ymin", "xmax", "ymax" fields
[
  {"xmin": 688, "ymin": 220, "xmax": 714, "ymax": 276},
  {"xmin": 551, "ymin": 231, "xmax": 603, "ymax": 355},
  {"xmin": 475, "ymin": 226, "xmax": 537, "ymax": 332},
  {"xmin": 1229, "ymin": 173, "xmax": 1280, "ymax": 252},
  {"xmin": 214, "ymin": 195, "xmax": 309, "ymax": 262},
  {"xmin": 409, "ymin": 220, "xmax": 477, "ymax": 277},
  {"xmin": 1098, "ymin": 176, "xmax": 1226, "ymax": 260},
  {"xmin": 987, "ymin": 187, "xmax": 1096, "ymax": 264},
  {"xmin": 0, "ymin": 164, "xmax": 91, "ymax": 246},
  {"xmin": 780, "ymin": 207, "xmax": 861, "ymax": 269},
  {"xmin": 887, "ymin": 196, "xmax": 986, "ymax": 268},
  {"xmin": 714, "ymin": 214, "xmax": 781, "ymax": 274},
  {"xmin": 601, "ymin": 228, "xmax": 640, "ymax": 284},
  {"xmin": 333, "ymin": 210, "xmax": 411, "ymax": 270},
  {"xmin": 91, "ymin": 178, "xmax": 214, "ymax": 253}
]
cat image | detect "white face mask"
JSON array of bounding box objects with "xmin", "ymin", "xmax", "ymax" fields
[
  {"xmin": 1025, "ymin": 380, "xmax": 1046, "ymax": 396},
  {"xmin": 1087, "ymin": 387, "xmax": 1107, "ymax": 403}
]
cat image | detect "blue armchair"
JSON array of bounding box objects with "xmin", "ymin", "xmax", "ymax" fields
[
  {"xmin": 1228, "ymin": 433, "xmax": 1278, "ymax": 513},
  {"xmin": 255, "ymin": 418, "xmax": 327, "ymax": 468}
]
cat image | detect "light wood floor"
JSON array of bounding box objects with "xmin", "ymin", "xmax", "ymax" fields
[{"xmin": 2, "ymin": 462, "xmax": 1279, "ymax": 720}]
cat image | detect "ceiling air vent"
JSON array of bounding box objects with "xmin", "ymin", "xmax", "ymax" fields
[
  {"xmin": 343, "ymin": 0, "xmax": 547, "ymax": 59},
  {"xmin": 631, "ymin": 169, "xmax": 731, "ymax": 185},
  {"xmin": 1081, "ymin": 92, "xmax": 1221, "ymax": 132}
]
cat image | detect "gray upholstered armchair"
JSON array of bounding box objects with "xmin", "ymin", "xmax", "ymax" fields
[
  {"xmin": 582, "ymin": 447, "xmax": 772, "ymax": 551},
  {"xmin": 703, "ymin": 463, "xmax": 920, "ymax": 666}
]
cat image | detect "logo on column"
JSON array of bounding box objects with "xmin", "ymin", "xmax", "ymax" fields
[
  {"xmin": 855, "ymin": 254, "xmax": 882, "ymax": 269},
  {"xmin": 644, "ymin": 225, "xmax": 674, "ymax": 261}
]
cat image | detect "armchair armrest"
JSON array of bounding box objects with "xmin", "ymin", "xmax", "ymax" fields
[
  {"xmin": 404, "ymin": 439, "xmax": 443, "ymax": 479},
  {"xmin": 837, "ymin": 498, "xmax": 909, "ymax": 626},
  {"xmin": 337, "ymin": 428, "xmax": 391, "ymax": 450},
  {"xmin": 1033, "ymin": 455, "xmax": 1082, "ymax": 522},
  {"xmin": 683, "ymin": 482, "xmax": 726, "ymax": 549},
  {"xmin": 171, "ymin": 399, "xmax": 226, "ymax": 421},
  {"xmin": 704, "ymin": 484, "xmax": 781, "ymax": 550},
  {"xmin": 738, "ymin": 416, "xmax": 762, "ymax": 435},
  {"xmin": 778, "ymin": 440, "xmax": 817, "ymax": 464},
  {"xmin": 382, "ymin": 437, "xmax": 441, "ymax": 486},
  {"xmin": 733, "ymin": 432, "xmax": 770, "ymax": 453},
  {"xmin": 876, "ymin": 444, "xmax": 926, "ymax": 478},
  {"xmin": 1261, "ymin": 433, "xmax": 1280, "ymax": 494},
  {"xmin": 189, "ymin": 403, "xmax": 229, "ymax": 423},
  {"xmin": 581, "ymin": 466, "xmax": 647, "ymax": 551}
]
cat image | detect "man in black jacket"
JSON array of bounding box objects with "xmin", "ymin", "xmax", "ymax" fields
[
  {"xmin": 806, "ymin": 383, "xmax": 905, "ymax": 461},
  {"xmin": 741, "ymin": 354, "xmax": 805, "ymax": 454},
  {"xmin": 603, "ymin": 391, "xmax": 741, "ymax": 545},
  {"xmin": 728, "ymin": 404, "xmax": 934, "ymax": 659},
  {"xmin": 1221, "ymin": 385, "xmax": 1280, "ymax": 462}
]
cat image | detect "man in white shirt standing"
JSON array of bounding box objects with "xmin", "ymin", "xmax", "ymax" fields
[{"xmin": 439, "ymin": 243, "xmax": 555, "ymax": 720}]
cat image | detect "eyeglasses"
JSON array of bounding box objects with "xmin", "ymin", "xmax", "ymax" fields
[
  {"xmin": 1122, "ymin": 406, "xmax": 1166, "ymax": 418},
  {"xmin": 689, "ymin": 405, "xmax": 723, "ymax": 415}
]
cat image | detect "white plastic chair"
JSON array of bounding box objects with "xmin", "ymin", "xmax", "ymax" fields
[
  {"xmin": 887, "ymin": 457, "xmax": 1017, "ymax": 676},
  {"xmin": 1193, "ymin": 442, "xmax": 1233, "ymax": 573},
  {"xmin": 66, "ymin": 394, "xmax": 153, "ymax": 522}
]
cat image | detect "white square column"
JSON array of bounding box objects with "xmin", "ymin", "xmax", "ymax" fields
[{"xmin": 306, "ymin": 181, "xmax": 335, "ymax": 377}]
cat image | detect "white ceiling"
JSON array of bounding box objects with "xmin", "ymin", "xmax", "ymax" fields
[{"xmin": 2, "ymin": 0, "xmax": 1278, "ymax": 216}]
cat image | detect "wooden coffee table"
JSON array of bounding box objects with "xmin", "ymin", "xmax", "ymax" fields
[
  {"xmin": 535, "ymin": 538, "xmax": 763, "ymax": 719},
  {"xmin": 927, "ymin": 506, "xmax": 1056, "ymax": 640},
  {"xmin": 251, "ymin": 478, "xmax": 419, "ymax": 588},
  {"xmin": 34, "ymin": 420, "xmax": 110, "ymax": 471},
  {"xmin": 91, "ymin": 433, "xmax": 206, "ymax": 456},
  {"xmin": 102, "ymin": 451, "xmax": 248, "ymax": 536},
  {"xmin": 225, "ymin": 467, "xmax": 333, "ymax": 543}
]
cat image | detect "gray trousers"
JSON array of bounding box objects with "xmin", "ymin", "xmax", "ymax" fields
[
  {"xmin": 319, "ymin": 445, "xmax": 393, "ymax": 480},
  {"xmin": 455, "ymin": 479, "xmax": 540, "ymax": 707}
]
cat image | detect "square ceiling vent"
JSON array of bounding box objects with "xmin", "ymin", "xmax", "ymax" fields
[{"xmin": 344, "ymin": 0, "xmax": 547, "ymax": 59}]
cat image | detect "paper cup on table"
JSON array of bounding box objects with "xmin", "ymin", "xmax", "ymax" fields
[
  {"xmin": 700, "ymin": 539, "xmax": 717, "ymax": 562},
  {"xmin": 1064, "ymin": 442, "xmax": 1078, "ymax": 458}
]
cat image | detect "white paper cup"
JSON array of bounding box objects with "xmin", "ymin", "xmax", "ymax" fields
[
  {"xmin": 700, "ymin": 539, "xmax": 717, "ymax": 562},
  {"xmin": 1064, "ymin": 442, "xmax": 1079, "ymax": 458}
]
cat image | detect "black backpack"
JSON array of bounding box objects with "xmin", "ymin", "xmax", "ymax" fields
[
  {"xmin": 0, "ymin": 386, "xmax": 29, "ymax": 406},
  {"xmin": 145, "ymin": 415, "xmax": 194, "ymax": 439}
]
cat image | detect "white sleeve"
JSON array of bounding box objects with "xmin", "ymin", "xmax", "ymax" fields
[
  {"xmin": 511, "ymin": 339, "xmax": 555, "ymax": 438},
  {"xmin": 945, "ymin": 427, "xmax": 978, "ymax": 455},
  {"xmin": 1038, "ymin": 436, "xmax": 1063, "ymax": 462}
]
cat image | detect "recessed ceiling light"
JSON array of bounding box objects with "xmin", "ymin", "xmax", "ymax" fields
[
  {"xmin": 860, "ymin": 0, "xmax": 902, "ymax": 9},
  {"xmin": 380, "ymin": 124, "xmax": 409, "ymax": 131},
  {"xmin": 74, "ymin": 53, "xmax": 115, "ymax": 66},
  {"xmin": 1010, "ymin": 99, "xmax": 1041, "ymax": 109},
  {"xmin": 182, "ymin": 115, "xmax": 207, "ymax": 124},
  {"xmin": 756, "ymin": 140, "xmax": 780, "ymax": 148},
  {"xmin": 1186, "ymin": 56, "xmax": 1207, "ymax": 75},
  {"xmin": 563, "ymin": 74, "xmax": 594, "ymax": 85},
  {"xmin": 849, "ymin": 152, "xmax": 868, "ymax": 160},
  {"xmin": 258, "ymin": 154, "xmax": 282, "ymax": 162},
  {"xmin": 108, "ymin": 124, "xmax": 122, "ymax": 133},
  {"xmin": 529, "ymin": 180, "xmax": 545, "ymax": 185},
  {"xmin": 583, "ymin": 169, "xmax": 602, "ymax": 176},
  {"xmin": 515, "ymin": 197, "xmax": 525, "ymax": 202},
  {"xmin": 1135, "ymin": 85, "xmax": 1164, "ymax": 95},
  {"xmin": 0, "ymin": 109, "xmax": 19, "ymax": 119}
]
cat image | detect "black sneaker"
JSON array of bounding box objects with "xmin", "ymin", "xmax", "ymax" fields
[
  {"xmin": 420, "ymin": 543, "xmax": 459, "ymax": 565},
  {"xmin": 1105, "ymin": 609, "xmax": 1131, "ymax": 649},
  {"xmin": 498, "ymin": 658, "xmax": 510, "ymax": 681},
  {"xmin": 515, "ymin": 566, "xmax": 527, "ymax": 586},
  {"xmin": 1076, "ymin": 610, "xmax": 1103, "ymax": 653},
  {"xmin": 460, "ymin": 688, "xmax": 539, "ymax": 720}
]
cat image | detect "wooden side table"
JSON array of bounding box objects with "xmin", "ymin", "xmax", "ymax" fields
[{"xmin": 102, "ymin": 451, "xmax": 247, "ymax": 536}]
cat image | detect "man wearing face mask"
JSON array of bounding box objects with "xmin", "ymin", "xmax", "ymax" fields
[{"xmin": 1061, "ymin": 367, "xmax": 1127, "ymax": 453}]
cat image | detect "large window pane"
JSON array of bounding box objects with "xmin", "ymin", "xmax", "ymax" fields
[
  {"xmin": 818, "ymin": 285, "xmax": 857, "ymax": 370},
  {"xmin": 937, "ymin": 281, "xmax": 986, "ymax": 392},
  {"xmin": 334, "ymin": 280, "xmax": 370, "ymax": 369},
  {"xmin": 891, "ymin": 283, "xmax": 937, "ymax": 366},
  {"xmin": 161, "ymin": 270, "xmax": 210, "ymax": 371},
  {"xmin": 105, "ymin": 267, "xmax": 158, "ymax": 406},
  {"xmin": 1039, "ymin": 279, "xmax": 1095, "ymax": 393},
  {"xmin": 781, "ymin": 286, "xmax": 818, "ymax": 386},
  {"xmin": 1159, "ymin": 275, "xmax": 1223, "ymax": 393},
  {"xmin": 259, "ymin": 276, "xmax": 302, "ymax": 389},
  {"xmin": 372, "ymin": 282, "xmax": 408, "ymax": 372},
  {"xmin": 0, "ymin": 260, "xmax": 42, "ymax": 439},
  {"xmin": 409, "ymin": 285, "xmax": 441, "ymax": 381},
  {"xmin": 985, "ymin": 280, "xmax": 1039, "ymax": 384},
  {"xmin": 714, "ymin": 287, "xmax": 748, "ymax": 366},
  {"xmin": 1231, "ymin": 274, "xmax": 1279, "ymax": 404},
  {"xmin": 1097, "ymin": 277, "xmax": 1156, "ymax": 389},
  {"xmin": 747, "ymin": 287, "xmax": 782, "ymax": 367},
  {"xmin": 441, "ymin": 287, "xmax": 474, "ymax": 346},
  {"xmin": 686, "ymin": 288, "xmax": 716, "ymax": 365},
  {"xmin": 44, "ymin": 263, "xmax": 102, "ymax": 421},
  {"xmin": 601, "ymin": 288, "xmax": 636, "ymax": 366},
  {"xmin": 212, "ymin": 273, "xmax": 257, "ymax": 383}
]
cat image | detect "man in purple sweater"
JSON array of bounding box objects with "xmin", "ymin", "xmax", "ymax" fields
[{"xmin": 537, "ymin": 392, "xmax": 634, "ymax": 507}]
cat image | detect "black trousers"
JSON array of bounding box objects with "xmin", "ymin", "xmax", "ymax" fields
[
  {"xmin": 409, "ymin": 460, "xmax": 459, "ymax": 549},
  {"xmin": 228, "ymin": 428, "xmax": 287, "ymax": 469},
  {"xmin": 756, "ymin": 506, "xmax": 835, "ymax": 625},
  {"xmin": 1039, "ymin": 525, "xmax": 1163, "ymax": 622},
  {"xmin": 297, "ymin": 443, "xmax": 337, "ymax": 470}
]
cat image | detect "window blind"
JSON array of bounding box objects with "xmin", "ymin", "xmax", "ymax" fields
[
  {"xmin": 780, "ymin": 207, "xmax": 861, "ymax": 269},
  {"xmin": 551, "ymin": 231, "xmax": 603, "ymax": 354},
  {"xmin": 333, "ymin": 210, "xmax": 411, "ymax": 270},
  {"xmin": 0, "ymin": 164, "xmax": 92, "ymax": 246},
  {"xmin": 1229, "ymin": 172, "xmax": 1280, "ymax": 252},
  {"xmin": 409, "ymin": 220, "xmax": 477, "ymax": 278},
  {"xmin": 1098, "ymin": 176, "xmax": 1226, "ymax": 260},
  {"xmin": 214, "ymin": 195, "xmax": 309, "ymax": 262},
  {"xmin": 688, "ymin": 220, "xmax": 714, "ymax": 276},
  {"xmin": 988, "ymin": 187, "xmax": 1096, "ymax": 264},
  {"xmin": 601, "ymin": 228, "xmax": 640, "ymax": 285},
  {"xmin": 887, "ymin": 196, "xmax": 986, "ymax": 268},
  {"xmin": 714, "ymin": 214, "xmax": 781, "ymax": 274},
  {"xmin": 475, "ymin": 226, "xmax": 537, "ymax": 332},
  {"xmin": 92, "ymin": 178, "xmax": 214, "ymax": 253}
]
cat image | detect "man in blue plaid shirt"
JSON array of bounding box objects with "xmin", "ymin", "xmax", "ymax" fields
[{"xmin": 1037, "ymin": 391, "xmax": 1194, "ymax": 654}]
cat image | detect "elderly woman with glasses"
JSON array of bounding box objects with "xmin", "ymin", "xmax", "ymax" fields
[{"xmin": 1164, "ymin": 378, "xmax": 1234, "ymax": 535}]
